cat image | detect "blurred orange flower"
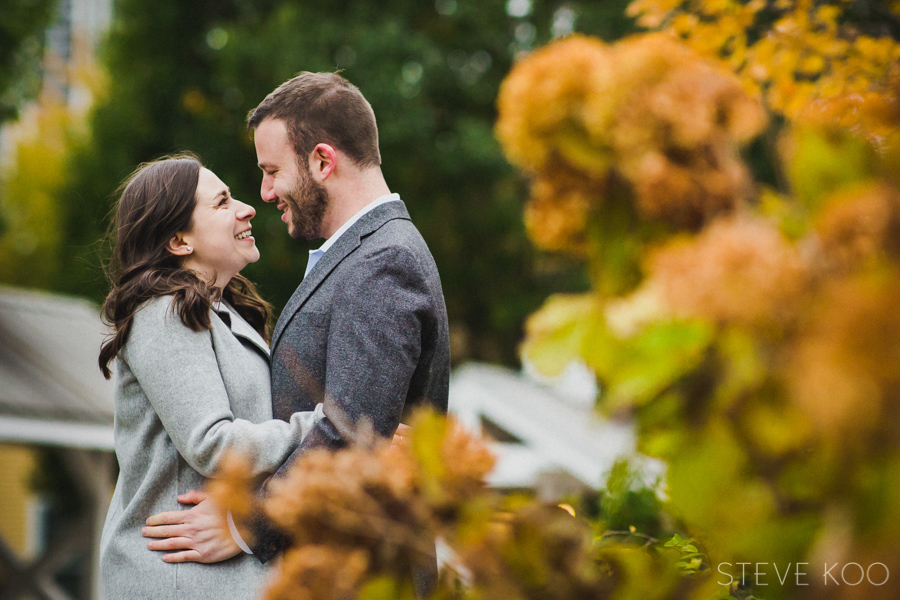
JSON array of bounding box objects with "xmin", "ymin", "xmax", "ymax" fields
[{"xmin": 648, "ymin": 216, "xmax": 810, "ymax": 328}]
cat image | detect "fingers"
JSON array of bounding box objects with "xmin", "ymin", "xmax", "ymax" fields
[
  {"xmin": 391, "ymin": 423, "xmax": 412, "ymax": 449},
  {"xmin": 147, "ymin": 536, "xmax": 194, "ymax": 552},
  {"xmin": 177, "ymin": 490, "xmax": 208, "ymax": 505},
  {"xmin": 161, "ymin": 550, "xmax": 203, "ymax": 564},
  {"xmin": 146, "ymin": 511, "xmax": 189, "ymax": 527},
  {"xmin": 142, "ymin": 524, "xmax": 188, "ymax": 539}
]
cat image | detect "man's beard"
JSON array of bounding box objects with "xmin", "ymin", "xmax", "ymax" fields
[{"xmin": 284, "ymin": 164, "xmax": 329, "ymax": 241}]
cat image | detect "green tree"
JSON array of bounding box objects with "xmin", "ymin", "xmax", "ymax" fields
[
  {"xmin": 58, "ymin": 0, "xmax": 635, "ymax": 365},
  {"xmin": 0, "ymin": 0, "xmax": 57, "ymax": 123}
]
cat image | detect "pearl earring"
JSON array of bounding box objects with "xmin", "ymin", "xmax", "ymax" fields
[{"xmin": 186, "ymin": 246, "xmax": 193, "ymax": 252}]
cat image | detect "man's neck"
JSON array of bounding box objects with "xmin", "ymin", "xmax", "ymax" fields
[{"xmin": 320, "ymin": 168, "xmax": 391, "ymax": 239}]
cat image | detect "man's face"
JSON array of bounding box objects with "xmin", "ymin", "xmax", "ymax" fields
[{"xmin": 254, "ymin": 118, "xmax": 330, "ymax": 241}]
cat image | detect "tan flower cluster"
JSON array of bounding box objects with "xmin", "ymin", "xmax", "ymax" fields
[
  {"xmin": 418, "ymin": 414, "xmax": 497, "ymax": 526},
  {"xmin": 613, "ymin": 36, "xmax": 766, "ymax": 229},
  {"xmin": 206, "ymin": 452, "xmax": 257, "ymax": 525},
  {"xmin": 524, "ymin": 159, "xmax": 605, "ymax": 254},
  {"xmin": 209, "ymin": 411, "xmax": 495, "ymax": 600},
  {"xmin": 496, "ymin": 34, "xmax": 615, "ymax": 176},
  {"xmin": 459, "ymin": 504, "xmax": 610, "ymax": 600},
  {"xmin": 786, "ymin": 273, "xmax": 900, "ymax": 441},
  {"xmin": 263, "ymin": 445, "xmax": 429, "ymax": 556},
  {"xmin": 814, "ymin": 182, "xmax": 900, "ymax": 274},
  {"xmin": 265, "ymin": 546, "xmax": 369, "ymax": 600},
  {"xmin": 496, "ymin": 32, "xmax": 766, "ymax": 248},
  {"xmin": 648, "ymin": 217, "xmax": 810, "ymax": 328}
]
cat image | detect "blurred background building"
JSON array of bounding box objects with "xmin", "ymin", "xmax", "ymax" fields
[
  {"xmin": 0, "ymin": 287, "xmax": 115, "ymax": 600},
  {"xmin": 1, "ymin": 0, "xmax": 114, "ymax": 598}
]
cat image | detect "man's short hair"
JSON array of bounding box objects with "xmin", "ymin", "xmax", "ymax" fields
[{"xmin": 247, "ymin": 72, "xmax": 381, "ymax": 168}]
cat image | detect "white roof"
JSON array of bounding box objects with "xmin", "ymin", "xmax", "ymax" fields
[
  {"xmin": 0, "ymin": 286, "xmax": 114, "ymax": 449},
  {"xmin": 449, "ymin": 362, "xmax": 645, "ymax": 489}
]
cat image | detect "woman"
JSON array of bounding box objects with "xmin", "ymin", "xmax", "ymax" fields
[{"xmin": 97, "ymin": 155, "xmax": 325, "ymax": 599}]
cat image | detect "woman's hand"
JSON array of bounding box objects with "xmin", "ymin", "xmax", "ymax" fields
[{"xmin": 142, "ymin": 490, "xmax": 241, "ymax": 563}]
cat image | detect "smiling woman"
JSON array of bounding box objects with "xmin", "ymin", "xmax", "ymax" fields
[
  {"xmin": 98, "ymin": 155, "xmax": 269, "ymax": 377},
  {"xmin": 95, "ymin": 154, "xmax": 327, "ymax": 600},
  {"xmin": 175, "ymin": 167, "xmax": 261, "ymax": 289}
]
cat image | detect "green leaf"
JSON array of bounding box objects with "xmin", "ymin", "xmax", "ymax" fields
[
  {"xmin": 784, "ymin": 125, "xmax": 875, "ymax": 216},
  {"xmin": 521, "ymin": 293, "xmax": 604, "ymax": 377},
  {"xmin": 597, "ymin": 318, "xmax": 714, "ymax": 412}
]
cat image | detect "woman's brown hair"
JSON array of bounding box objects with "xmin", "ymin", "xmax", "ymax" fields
[{"xmin": 99, "ymin": 154, "xmax": 272, "ymax": 379}]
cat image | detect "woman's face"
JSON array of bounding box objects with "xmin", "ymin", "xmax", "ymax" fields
[{"xmin": 180, "ymin": 168, "xmax": 260, "ymax": 287}]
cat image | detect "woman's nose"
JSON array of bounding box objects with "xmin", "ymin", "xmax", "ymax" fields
[{"xmin": 235, "ymin": 199, "xmax": 256, "ymax": 220}]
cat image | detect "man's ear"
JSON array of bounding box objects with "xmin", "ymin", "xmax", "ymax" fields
[
  {"xmin": 310, "ymin": 143, "xmax": 337, "ymax": 180},
  {"xmin": 166, "ymin": 235, "xmax": 193, "ymax": 257}
]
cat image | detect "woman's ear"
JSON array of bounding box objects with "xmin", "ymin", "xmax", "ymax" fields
[{"xmin": 166, "ymin": 235, "xmax": 193, "ymax": 257}]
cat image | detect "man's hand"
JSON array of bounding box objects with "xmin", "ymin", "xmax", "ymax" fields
[
  {"xmin": 142, "ymin": 490, "xmax": 241, "ymax": 564},
  {"xmin": 391, "ymin": 423, "xmax": 412, "ymax": 449}
]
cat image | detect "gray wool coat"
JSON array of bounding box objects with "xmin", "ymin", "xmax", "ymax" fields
[
  {"xmin": 248, "ymin": 200, "xmax": 451, "ymax": 579},
  {"xmin": 99, "ymin": 296, "xmax": 323, "ymax": 600}
]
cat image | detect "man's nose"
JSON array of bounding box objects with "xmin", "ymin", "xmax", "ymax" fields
[{"xmin": 260, "ymin": 178, "xmax": 277, "ymax": 202}]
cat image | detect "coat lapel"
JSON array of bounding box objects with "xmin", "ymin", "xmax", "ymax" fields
[
  {"xmin": 214, "ymin": 301, "xmax": 271, "ymax": 359},
  {"xmin": 270, "ymin": 201, "xmax": 412, "ymax": 352}
]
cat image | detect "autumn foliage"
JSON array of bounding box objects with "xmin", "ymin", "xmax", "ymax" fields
[
  {"xmin": 499, "ymin": 8, "xmax": 900, "ymax": 600},
  {"xmin": 216, "ymin": 3, "xmax": 900, "ymax": 599}
]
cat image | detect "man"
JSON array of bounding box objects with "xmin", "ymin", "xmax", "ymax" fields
[{"xmin": 142, "ymin": 72, "xmax": 450, "ymax": 586}]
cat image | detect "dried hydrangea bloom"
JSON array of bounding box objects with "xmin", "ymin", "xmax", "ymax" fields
[
  {"xmin": 611, "ymin": 36, "xmax": 765, "ymax": 228},
  {"xmin": 814, "ymin": 182, "xmax": 900, "ymax": 273},
  {"xmin": 496, "ymin": 34, "xmax": 614, "ymax": 176},
  {"xmin": 263, "ymin": 445, "xmax": 428, "ymax": 555},
  {"xmin": 209, "ymin": 412, "xmax": 495, "ymax": 599},
  {"xmin": 497, "ymin": 32, "xmax": 766, "ymax": 241},
  {"xmin": 264, "ymin": 545, "xmax": 369, "ymax": 600},
  {"xmin": 207, "ymin": 452, "xmax": 257, "ymax": 526},
  {"xmin": 623, "ymin": 144, "xmax": 753, "ymax": 230},
  {"xmin": 523, "ymin": 159, "xmax": 606, "ymax": 254},
  {"xmin": 642, "ymin": 59, "xmax": 766, "ymax": 147},
  {"xmin": 649, "ymin": 216, "xmax": 810, "ymax": 328},
  {"xmin": 786, "ymin": 274, "xmax": 900, "ymax": 440}
]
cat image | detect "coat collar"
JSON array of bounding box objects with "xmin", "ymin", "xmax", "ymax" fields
[
  {"xmin": 270, "ymin": 200, "xmax": 412, "ymax": 352},
  {"xmin": 213, "ymin": 300, "xmax": 271, "ymax": 359}
]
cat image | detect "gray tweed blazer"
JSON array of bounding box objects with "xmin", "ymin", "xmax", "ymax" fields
[
  {"xmin": 99, "ymin": 296, "xmax": 323, "ymax": 600},
  {"xmin": 249, "ymin": 200, "xmax": 451, "ymax": 570}
]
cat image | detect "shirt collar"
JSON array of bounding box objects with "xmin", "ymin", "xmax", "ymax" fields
[
  {"xmin": 317, "ymin": 193, "xmax": 400, "ymax": 255},
  {"xmin": 303, "ymin": 193, "xmax": 400, "ymax": 279}
]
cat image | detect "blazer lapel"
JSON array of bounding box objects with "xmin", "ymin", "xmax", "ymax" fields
[{"xmin": 270, "ymin": 201, "xmax": 412, "ymax": 352}]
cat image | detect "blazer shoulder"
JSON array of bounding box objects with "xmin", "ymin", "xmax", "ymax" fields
[{"xmin": 364, "ymin": 218, "xmax": 431, "ymax": 256}]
